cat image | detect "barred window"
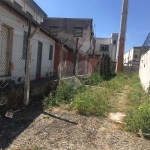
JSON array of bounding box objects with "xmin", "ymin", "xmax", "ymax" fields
[
  {"xmin": 22, "ymin": 32, "xmax": 28, "ymax": 59},
  {"xmin": 49, "ymin": 27, "xmax": 58, "ymax": 36},
  {"xmin": 73, "ymin": 27, "xmax": 83, "ymax": 37},
  {"xmin": 100, "ymin": 45, "xmax": 109, "ymax": 52},
  {"xmin": 49, "ymin": 45, "xmax": 53, "ymax": 60}
]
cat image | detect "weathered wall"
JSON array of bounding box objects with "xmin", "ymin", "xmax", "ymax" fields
[
  {"xmin": 0, "ymin": 5, "xmax": 55, "ymax": 83},
  {"xmin": 139, "ymin": 49, "xmax": 150, "ymax": 92},
  {"xmin": 43, "ymin": 18, "xmax": 93, "ymax": 53}
]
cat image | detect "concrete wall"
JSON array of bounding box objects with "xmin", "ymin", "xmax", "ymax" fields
[
  {"xmin": 139, "ymin": 49, "xmax": 150, "ymax": 92},
  {"xmin": 95, "ymin": 33, "xmax": 118, "ymax": 62},
  {"xmin": 43, "ymin": 18, "xmax": 94, "ymax": 53},
  {"xmin": 0, "ymin": 5, "xmax": 55, "ymax": 83}
]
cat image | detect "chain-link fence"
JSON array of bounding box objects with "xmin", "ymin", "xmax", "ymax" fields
[{"xmin": 0, "ymin": 29, "xmax": 55, "ymax": 107}]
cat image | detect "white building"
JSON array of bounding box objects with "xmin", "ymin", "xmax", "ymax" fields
[
  {"xmin": 139, "ymin": 33, "xmax": 150, "ymax": 92},
  {"xmin": 0, "ymin": 0, "xmax": 60, "ymax": 84},
  {"xmin": 124, "ymin": 47, "xmax": 141, "ymax": 67},
  {"xmin": 95, "ymin": 33, "xmax": 118, "ymax": 62}
]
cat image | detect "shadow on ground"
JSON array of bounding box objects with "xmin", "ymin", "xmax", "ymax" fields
[{"xmin": 0, "ymin": 75, "xmax": 66, "ymax": 149}]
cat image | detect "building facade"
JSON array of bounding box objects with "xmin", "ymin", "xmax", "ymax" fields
[
  {"xmin": 0, "ymin": 0, "xmax": 57, "ymax": 84},
  {"xmin": 124, "ymin": 47, "xmax": 141, "ymax": 67},
  {"xmin": 43, "ymin": 17, "xmax": 94, "ymax": 54},
  {"xmin": 94, "ymin": 33, "xmax": 118, "ymax": 62}
]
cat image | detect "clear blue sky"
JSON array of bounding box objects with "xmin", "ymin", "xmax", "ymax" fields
[{"xmin": 35, "ymin": 0, "xmax": 150, "ymax": 52}]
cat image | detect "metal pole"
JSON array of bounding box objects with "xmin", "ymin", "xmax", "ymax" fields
[
  {"xmin": 92, "ymin": 39, "xmax": 96, "ymax": 73},
  {"xmin": 85, "ymin": 47, "xmax": 91, "ymax": 74},
  {"xmin": 24, "ymin": 27, "xmax": 40, "ymax": 106}
]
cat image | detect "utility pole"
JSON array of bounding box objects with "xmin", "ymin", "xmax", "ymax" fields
[{"xmin": 116, "ymin": 0, "xmax": 128, "ymax": 72}]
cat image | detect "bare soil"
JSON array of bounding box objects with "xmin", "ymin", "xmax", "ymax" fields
[{"xmin": 1, "ymin": 85, "xmax": 150, "ymax": 150}]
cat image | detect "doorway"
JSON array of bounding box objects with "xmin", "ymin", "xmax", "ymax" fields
[{"xmin": 36, "ymin": 42, "xmax": 43, "ymax": 79}]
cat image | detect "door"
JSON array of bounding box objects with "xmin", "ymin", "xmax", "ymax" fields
[
  {"xmin": 0, "ymin": 26, "xmax": 9, "ymax": 76},
  {"xmin": 36, "ymin": 42, "xmax": 43, "ymax": 78}
]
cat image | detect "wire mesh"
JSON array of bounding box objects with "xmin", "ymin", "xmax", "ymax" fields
[{"xmin": 141, "ymin": 33, "xmax": 150, "ymax": 55}]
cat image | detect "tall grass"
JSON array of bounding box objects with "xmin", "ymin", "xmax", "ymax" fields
[
  {"xmin": 43, "ymin": 72, "xmax": 128, "ymax": 116},
  {"xmin": 124, "ymin": 74, "xmax": 150, "ymax": 133}
]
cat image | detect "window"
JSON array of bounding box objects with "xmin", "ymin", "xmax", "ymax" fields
[
  {"xmin": 134, "ymin": 55, "xmax": 138, "ymax": 58},
  {"xmin": 49, "ymin": 45, "xmax": 53, "ymax": 60},
  {"xmin": 49, "ymin": 27, "xmax": 58, "ymax": 36},
  {"xmin": 100, "ymin": 45, "xmax": 109, "ymax": 52},
  {"xmin": 73, "ymin": 27, "xmax": 83, "ymax": 37},
  {"xmin": 22, "ymin": 32, "xmax": 28, "ymax": 59},
  {"xmin": 13, "ymin": 1, "xmax": 22, "ymax": 9},
  {"xmin": 26, "ymin": 11, "xmax": 33, "ymax": 18}
]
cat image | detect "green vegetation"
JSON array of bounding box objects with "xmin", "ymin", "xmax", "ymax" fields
[
  {"xmin": 124, "ymin": 74, "xmax": 150, "ymax": 134},
  {"xmin": 43, "ymin": 72, "xmax": 150, "ymax": 134},
  {"xmin": 42, "ymin": 72, "xmax": 127, "ymax": 116}
]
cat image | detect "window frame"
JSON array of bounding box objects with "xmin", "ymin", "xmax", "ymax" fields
[
  {"xmin": 49, "ymin": 26, "xmax": 58, "ymax": 36},
  {"xmin": 49, "ymin": 45, "xmax": 53, "ymax": 60},
  {"xmin": 73, "ymin": 27, "xmax": 83, "ymax": 37},
  {"xmin": 100, "ymin": 45, "xmax": 109, "ymax": 52},
  {"xmin": 22, "ymin": 31, "xmax": 28, "ymax": 59}
]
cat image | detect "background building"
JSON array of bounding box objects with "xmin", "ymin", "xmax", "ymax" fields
[
  {"xmin": 124, "ymin": 47, "xmax": 141, "ymax": 67},
  {"xmin": 94, "ymin": 33, "xmax": 118, "ymax": 62},
  {"xmin": 43, "ymin": 17, "xmax": 94, "ymax": 54}
]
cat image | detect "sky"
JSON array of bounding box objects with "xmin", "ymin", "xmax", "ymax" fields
[{"xmin": 35, "ymin": 0, "xmax": 150, "ymax": 52}]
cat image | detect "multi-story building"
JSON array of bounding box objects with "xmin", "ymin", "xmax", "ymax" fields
[
  {"xmin": 94, "ymin": 33, "xmax": 118, "ymax": 62},
  {"xmin": 124, "ymin": 47, "xmax": 141, "ymax": 66},
  {"xmin": 43, "ymin": 17, "xmax": 94, "ymax": 54}
]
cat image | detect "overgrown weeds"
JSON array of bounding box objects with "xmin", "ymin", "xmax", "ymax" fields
[
  {"xmin": 124, "ymin": 74, "xmax": 150, "ymax": 134},
  {"xmin": 43, "ymin": 72, "xmax": 126, "ymax": 116}
]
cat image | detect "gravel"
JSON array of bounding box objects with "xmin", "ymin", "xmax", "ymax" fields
[{"xmin": 1, "ymin": 108, "xmax": 149, "ymax": 150}]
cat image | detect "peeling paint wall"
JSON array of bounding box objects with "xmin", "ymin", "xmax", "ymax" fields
[{"xmin": 43, "ymin": 18, "xmax": 94, "ymax": 53}]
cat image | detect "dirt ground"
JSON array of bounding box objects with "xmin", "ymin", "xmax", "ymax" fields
[{"xmin": 1, "ymin": 85, "xmax": 150, "ymax": 150}]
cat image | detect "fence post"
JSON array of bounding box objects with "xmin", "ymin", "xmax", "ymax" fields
[
  {"xmin": 92, "ymin": 39, "xmax": 96, "ymax": 73},
  {"xmin": 85, "ymin": 47, "xmax": 91, "ymax": 75},
  {"xmin": 75, "ymin": 44, "xmax": 82, "ymax": 78},
  {"xmin": 58, "ymin": 39, "xmax": 68, "ymax": 86},
  {"xmin": 24, "ymin": 27, "xmax": 40, "ymax": 106}
]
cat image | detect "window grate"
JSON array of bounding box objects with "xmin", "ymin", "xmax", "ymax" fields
[
  {"xmin": 73, "ymin": 27, "xmax": 83, "ymax": 37},
  {"xmin": 49, "ymin": 27, "xmax": 58, "ymax": 36}
]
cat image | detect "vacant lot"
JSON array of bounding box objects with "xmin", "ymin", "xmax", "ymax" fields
[{"xmin": 1, "ymin": 73, "xmax": 150, "ymax": 150}]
